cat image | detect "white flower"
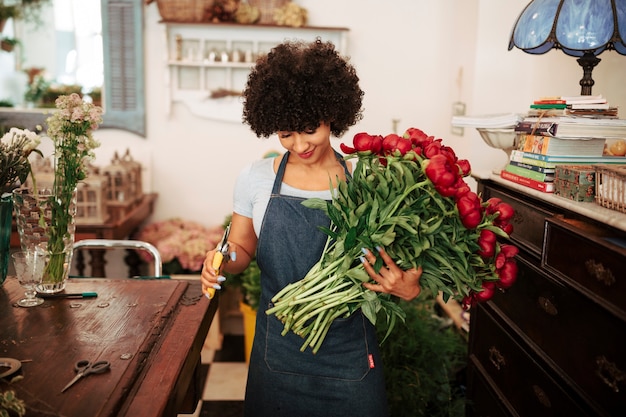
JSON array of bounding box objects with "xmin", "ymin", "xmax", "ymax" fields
[{"xmin": 0, "ymin": 127, "xmax": 42, "ymax": 194}]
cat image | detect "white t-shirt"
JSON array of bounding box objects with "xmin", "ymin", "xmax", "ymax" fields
[{"xmin": 233, "ymin": 157, "xmax": 333, "ymax": 237}]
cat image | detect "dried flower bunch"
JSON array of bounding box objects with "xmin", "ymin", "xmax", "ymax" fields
[
  {"xmin": 267, "ymin": 127, "xmax": 519, "ymax": 353},
  {"xmin": 0, "ymin": 127, "xmax": 41, "ymax": 195}
]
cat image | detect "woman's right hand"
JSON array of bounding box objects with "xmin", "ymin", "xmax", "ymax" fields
[
  {"xmin": 201, "ymin": 248, "xmax": 225, "ymax": 297},
  {"xmin": 201, "ymin": 213, "xmax": 257, "ymax": 298}
]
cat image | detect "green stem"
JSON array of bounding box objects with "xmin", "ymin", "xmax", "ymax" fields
[
  {"xmin": 290, "ymin": 280, "xmax": 353, "ymax": 305},
  {"xmin": 311, "ymin": 306, "xmax": 350, "ymax": 354},
  {"xmin": 293, "ymin": 287, "xmax": 361, "ymax": 329},
  {"xmin": 291, "ymin": 290, "xmax": 351, "ymax": 324}
]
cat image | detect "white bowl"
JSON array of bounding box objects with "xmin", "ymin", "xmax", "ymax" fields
[
  {"xmin": 476, "ymin": 128, "xmax": 518, "ymax": 174},
  {"xmin": 476, "ymin": 128, "xmax": 517, "ymax": 150}
]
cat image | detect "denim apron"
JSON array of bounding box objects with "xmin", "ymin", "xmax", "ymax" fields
[{"xmin": 243, "ymin": 151, "xmax": 389, "ymax": 417}]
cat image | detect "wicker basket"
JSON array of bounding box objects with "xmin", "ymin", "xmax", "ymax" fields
[
  {"xmin": 156, "ymin": 0, "xmax": 212, "ymax": 22},
  {"xmin": 595, "ymin": 164, "xmax": 626, "ymax": 213},
  {"xmin": 248, "ymin": 0, "xmax": 288, "ymax": 24}
]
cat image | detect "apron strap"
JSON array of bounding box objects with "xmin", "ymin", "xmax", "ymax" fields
[{"xmin": 271, "ymin": 150, "xmax": 350, "ymax": 195}]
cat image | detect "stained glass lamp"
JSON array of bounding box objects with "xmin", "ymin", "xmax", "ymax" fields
[{"xmin": 508, "ymin": 0, "xmax": 626, "ymax": 95}]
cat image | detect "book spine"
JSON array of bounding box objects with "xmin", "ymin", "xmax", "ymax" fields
[
  {"xmin": 514, "ymin": 121, "xmax": 557, "ymax": 136},
  {"xmin": 516, "ymin": 151, "xmax": 552, "ymax": 162},
  {"xmin": 508, "ymin": 160, "xmax": 555, "ymax": 174},
  {"xmin": 500, "ymin": 170, "xmax": 554, "ymax": 193},
  {"xmin": 530, "ymin": 103, "xmax": 567, "ymax": 109},
  {"xmin": 519, "ymin": 134, "xmax": 552, "ymax": 155},
  {"xmin": 510, "ymin": 150, "xmax": 556, "ymax": 167},
  {"xmin": 504, "ymin": 163, "xmax": 552, "ymax": 182},
  {"xmin": 533, "ymin": 99, "xmax": 566, "ymax": 104},
  {"xmin": 569, "ymin": 103, "xmax": 610, "ymax": 110},
  {"xmin": 516, "ymin": 150, "xmax": 621, "ymax": 163}
]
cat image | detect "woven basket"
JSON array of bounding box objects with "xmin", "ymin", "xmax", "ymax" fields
[
  {"xmin": 248, "ymin": 0, "xmax": 288, "ymax": 24},
  {"xmin": 595, "ymin": 164, "xmax": 626, "ymax": 213},
  {"xmin": 156, "ymin": 0, "xmax": 212, "ymax": 22}
]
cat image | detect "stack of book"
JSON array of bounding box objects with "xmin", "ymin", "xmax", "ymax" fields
[
  {"xmin": 529, "ymin": 95, "xmax": 618, "ymax": 118},
  {"xmin": 500, "ymin": 99, "xmax": 626, "ymax": 193}
]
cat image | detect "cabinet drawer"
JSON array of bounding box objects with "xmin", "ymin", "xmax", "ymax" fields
[
  {"xmin": 479, "ymin": 184, "xmax": 555, "ymax": 257},
  {"xmin": 489, "ymin": 257, "xmax": 626, "ymax": 416},
  {"xmin": 543, "ymin": 216, "xmax": 626, "ymax": 319},
  {"xmin": 466, "ymin": 358, "xmax": 512, "ymax": 417},
  {"xmin": 471, "ymin": 305, "xmax": 592, "ymax": 417}
]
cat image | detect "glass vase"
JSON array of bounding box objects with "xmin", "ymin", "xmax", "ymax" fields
[
  {"xmin": 0, "ymin": 193, "xmax": 13, "ymax": 286},
  {"xmin": 12, "ymin": 187, "xmax": 77, "ymax": 293}
]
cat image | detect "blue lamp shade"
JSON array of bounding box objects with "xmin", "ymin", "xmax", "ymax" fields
[{"xmin": 508, "ymin": 0, "xmax": 626, "ymax": 94}]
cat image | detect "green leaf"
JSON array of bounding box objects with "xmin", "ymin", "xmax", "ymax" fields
[
  {"xmin": 373, "ymin": 256, "xmax": 384, "ymax": 273},
  {"xmin": 368, "ymin": 198, "xmax": 380, "ymax": 232},
  {"xmin": 376, "ymin": 180, "xmax": 390, "ymax": 200},
  {"xmin": 302, "ymin": 197, "xmax": 328, "ymax": 211},
  {"xmin": 355, "ymin": 201, "xmax": 370, "ymax": 218},
  {"xmin": 318, "ymin": 226, "xmax": 338, "ymax": 240},
  {"xmin": 345, "ymin": 267, "xmax": 370, "ymax": 282},
  {"xmin": 345, "ymin": 227, "xmax": 358, "ymax": 251},
  {"xmin": 327, "ymin": 204, "xmax": 344, "ymax": 229},
  {"xmin": 394, "ymin": 216, "xmax": 419, "ymax": 235},
  {"xmin": 361, "ymin": 299, "xmax": 378, "ymax": 325},
  {"xmin": 372, "ymin": 228, "xmax": 396, "ymax": 246},
  {"xmin": 421, "ymin": 217, "xmax": 444, "ymax": 234}
]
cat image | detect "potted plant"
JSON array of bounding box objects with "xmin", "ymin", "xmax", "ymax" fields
[
  {"xmin": 22, "ymin": 70, "xmax": 48, "ymax": 107},
  {"xmin": 376, "ymin": 294, "xmax": 467, "ymax": 417},
  {"xmin": 40, "ymin": 84, "xmax": 82, "ymax": 108},
  {"xmin": 88, "ymin": 87, "xmax": 101, "ymax": 107},
  {"xmin": 223, "ymin": 257, "xmax": 260, "ymax": 364},
  {"xmin": 0, "ymin": 4, "xmax": 18, "ymax": 31},
  {"xmin": 0, "ymin": 0, "xmax": 51, "ymax": 27},
  {"xmin": 220, "ymin": 215, "xmax": 261, "ymax": 363},
  {"xmin": 0, "ymin": 36, "xmax": 18, "ymax": 52}
]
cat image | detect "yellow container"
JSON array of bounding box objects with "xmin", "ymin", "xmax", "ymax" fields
[{"xmin": 240, "ymin": 301, "xmax": 257, "ymax": 364}]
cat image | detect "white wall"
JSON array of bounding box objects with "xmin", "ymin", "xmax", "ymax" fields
[
  {"xmin": 468, "ymin": 0, "xmax": 626, "ymax": 171},
  {"xmin": 135, "ymin": 0, "xmax": 485, "ymax": 228},
  {"xmin": 8, "ymin": 0, "xmax": 626, "ymax": 231}
]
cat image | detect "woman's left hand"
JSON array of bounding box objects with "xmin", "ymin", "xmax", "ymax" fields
[{"xmin": 360, "ymin": 246, "xmax": 422, "ymax": 301}]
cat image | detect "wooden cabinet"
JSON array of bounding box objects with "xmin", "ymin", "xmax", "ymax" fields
[
  {"xmin": 467, "ymin": 176, "xmax": 626, "ymax": 417},
  {"xmin": 161, "ymin": 22, "xmax": 349, "ymax": 121}
]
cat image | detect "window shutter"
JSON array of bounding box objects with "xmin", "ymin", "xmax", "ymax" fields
[{"xmin": 101, "ymin": 0, "xmax": 146, "ymax": 137}]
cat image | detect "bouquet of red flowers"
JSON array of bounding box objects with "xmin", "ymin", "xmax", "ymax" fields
[{"xmin": 267, "ymin": 127, "xmax": 518, "ymax": 353}]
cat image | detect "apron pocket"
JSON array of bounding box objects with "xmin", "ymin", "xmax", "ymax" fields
[{"xmin": 264, "ymin": 312, "xmax": 372, "ymax": 381}]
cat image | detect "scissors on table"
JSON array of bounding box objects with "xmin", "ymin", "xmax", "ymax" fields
[
  {"xmin": 61, "ymin": 359, "xmax": 111, "ymax": 393},
  {"xmin": 205, "ymin": 223, "xmax": 231, "ymax": 300}
]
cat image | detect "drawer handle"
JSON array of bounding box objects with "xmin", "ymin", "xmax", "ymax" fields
[
  {"xmin": 538, "ymin": 296, "xmax": 558, "ymax": 316},
  {"xmin": 488, "ymin": 346, "xmax": 506, "ymax": 371},
  {"xmin": 585, "ymin": 259, "xmax": 616, "ymax": 286},
  {"xmin": 595, "ymin": 356, "xmax": 625, "ymax": 393},
  {"xmin": 532, "ymin": 384, "xmax": 552, "ymax": 408}
]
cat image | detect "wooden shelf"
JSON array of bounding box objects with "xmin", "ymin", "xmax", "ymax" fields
[
  {"xmin": 160, "ymin": 21, "xmax": 349, "ymax": 32},
  {"xmin": 162, "ymin": 22, "xmax": 349, "ymax": 121}
]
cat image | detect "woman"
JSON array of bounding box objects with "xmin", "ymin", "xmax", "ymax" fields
[{"xmin": 201, "ymin": 39, "xmax": 422, "ymax": 417}]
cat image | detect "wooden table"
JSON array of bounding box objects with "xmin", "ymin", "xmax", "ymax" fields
[
  {"xmin": 0, "ymin": 277, "xmax": 218, "ymax": 417},
  {"xmin": 11, "ymin": 193, "xmax": 158, "ymax": 277}
]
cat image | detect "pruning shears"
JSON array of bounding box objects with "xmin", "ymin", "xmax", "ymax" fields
[{"xmin": 205, "ymin": 223, "xmax": 231, "ymax": 299}]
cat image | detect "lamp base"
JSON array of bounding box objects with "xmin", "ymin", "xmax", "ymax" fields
[{"xmin": 577, "ymin": 52, "xmax": 601, "ymax": 96}]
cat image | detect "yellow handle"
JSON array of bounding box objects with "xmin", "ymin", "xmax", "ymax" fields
[
  {"xmin": 205, "ymin": 287, "xmax": 216, "ymax": 299},
  {"xmin": 205, "ymin": 251, "xmax": 224, "ymax": 299},
  {"xmin": 212, "ymin": 251, "xmax": 224, "ymax": 272}
]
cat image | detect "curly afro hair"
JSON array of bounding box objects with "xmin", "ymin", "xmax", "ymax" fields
[{"xmin": 242, "ymin": 38, "xmax": 364, "ymax": 138}]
